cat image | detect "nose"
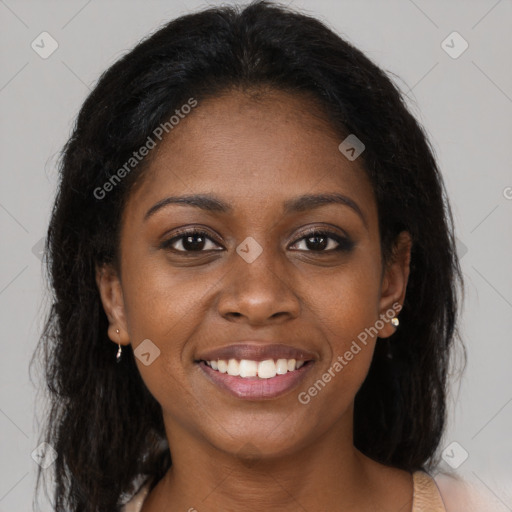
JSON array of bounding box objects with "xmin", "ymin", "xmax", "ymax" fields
[{"xmin": 217, "ymin": 245, "xmax": 301, "ymax": 326}]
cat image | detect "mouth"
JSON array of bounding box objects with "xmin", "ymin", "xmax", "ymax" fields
[{"xmin": 195, "ymin": 343, "xmax": 316, "ymax": 400}]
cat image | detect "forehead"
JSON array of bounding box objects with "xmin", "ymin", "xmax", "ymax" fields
[{"xmin": 124, "ymin": 88, "xmax": 376, "ymax": 222}]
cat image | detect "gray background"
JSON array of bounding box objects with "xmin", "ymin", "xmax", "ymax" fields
[{"xmin": 0, "ymin": 0, "xmax": 511, "ymax": 510}]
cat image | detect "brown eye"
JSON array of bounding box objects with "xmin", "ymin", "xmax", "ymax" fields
[
  {"xmin": 161, "ymin": 230, "xmax": 223, "ymax": 252},
  {"xmin": 290, "ymin": 230, "xmax": 354, "ymax": 252}
]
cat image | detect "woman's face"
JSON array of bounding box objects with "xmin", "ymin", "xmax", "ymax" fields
[{"xmin": 97, "ymin": 89, "xmax": 410, "ymax": 460}]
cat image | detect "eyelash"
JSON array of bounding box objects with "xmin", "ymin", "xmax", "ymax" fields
[{"xmin": 160, "ymin": 228, "xmax": 354, "ymax": 254}]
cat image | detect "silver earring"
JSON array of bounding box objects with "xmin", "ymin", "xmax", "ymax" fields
[
  {"xmin": 115, "ymin": 329, "xmax": 122, "ymax": 363},
  {"xmin": 391, "ymin": 317, "xmax": 399, "ymax": 327}
]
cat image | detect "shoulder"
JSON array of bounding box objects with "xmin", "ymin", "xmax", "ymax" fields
[
  {"xmin": 412, "ymin": 470, "xmax": 446, "ymax": 511},
  {"xmin": 433, "ymin": 471, "xmax": 501, "ymax": 512},
  {"xmin": 119, "ymin": 475, "xmax": 154, "ymax": 512}
]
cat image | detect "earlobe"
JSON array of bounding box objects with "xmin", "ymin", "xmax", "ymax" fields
[
  {"xmin": 95, "ymin": 263, "xmax": 130, "ymax": 345},
  {"xmin": 377, "ymin": 231, "xmax": 412, "ymax": 338}
]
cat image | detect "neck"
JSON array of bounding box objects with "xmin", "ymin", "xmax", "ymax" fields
[{"xmin": 152, "ymin": 407, "xmax": 391, "ymax": 511}]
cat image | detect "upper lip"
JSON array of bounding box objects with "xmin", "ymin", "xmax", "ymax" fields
[{"xmin": 196, "ymin": 343, "xmax": 317, "ymax": 362}]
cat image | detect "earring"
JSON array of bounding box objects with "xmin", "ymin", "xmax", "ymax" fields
[
  {"xmin": 391, "ymin": 317, "xmax": 399, "ymax": 327},
  {"xmin": 115, "ymin": 328, "xmax": 122, "ymax": 363}
]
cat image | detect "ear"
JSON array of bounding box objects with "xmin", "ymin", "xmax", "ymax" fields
[
  {"xmin": 377, "ymin": 231, "xmax": 412, "ymax": 338},
  {"xmin": 95, "ymin": 263, "xmax": 130, "ymax": 346}
]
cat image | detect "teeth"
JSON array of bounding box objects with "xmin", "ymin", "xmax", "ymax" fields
[
  {"xmin": 239, "ymin": 359, "xmax": 258, "ymax": 377},
  {"xmin": 204, "ymin": 358, "xmax": 307, "ymax": 378},
  {"xmin": 258, "ymin": 359, "xmax": 277, "ymax": 379},
  {"xmin": 275, "ymin": 359, "xmax": 288, "ymax": 375},
  {"xmin": 227, "ymin": 359, "xmax": 239, "ymax": 376}
]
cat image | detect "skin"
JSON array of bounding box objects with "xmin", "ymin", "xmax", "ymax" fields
[{"xmin": 96, "ymin": 88, "xmax": 413, "ymax": 511}]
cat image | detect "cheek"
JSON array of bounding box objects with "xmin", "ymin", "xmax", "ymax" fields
[
  {"xmin": 307, "ymin": 258, "xmax": 382, "ymax": 345},
  {"xmin": 296, "ymin": 302, "xmax": 378, "ymax": 430},
  {"xmin": 119, "ymin": 258, "xmax": 219, "ymax": 402},
  {"xmin": 120, "ymin": 271, "xmax": 211, "ymax": 435},
  {"xmin": 122, "ymin": 256, "xmax": 216, "ymax": 342},
  {"xmin": 300, "ymin": 259, "xmax": 382, "ymax": 399}
]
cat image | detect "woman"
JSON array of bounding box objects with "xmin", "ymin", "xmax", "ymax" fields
[{"xmin": 33, "ymin": 1, "xmax": 467, "ymax": 510}]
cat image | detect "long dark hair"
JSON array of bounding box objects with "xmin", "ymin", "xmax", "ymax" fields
[{"xmin": 31, "ymin": 1, "xmax": 463, "ymax": 510}]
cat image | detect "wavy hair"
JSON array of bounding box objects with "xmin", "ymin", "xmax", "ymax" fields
[{"xmin": 31, "ymin": 1, "xmax": 463, "ymax": 510}]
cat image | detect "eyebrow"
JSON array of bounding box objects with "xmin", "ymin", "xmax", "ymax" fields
[
  {"xmin": 282, "ymin": 192, "xmax": 366, "ymax": 226},
  {"xmin": 144, "ymin": 192, "xmax": 366, "ymax": 226},
  {"xmin": 144, "ymin": 194, "xmax": 232, "ymax": 221}
]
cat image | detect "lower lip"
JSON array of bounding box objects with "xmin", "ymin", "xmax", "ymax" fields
[{"xmin": 198, "ymin": 361, "xmax": 314, "ymax": 400}]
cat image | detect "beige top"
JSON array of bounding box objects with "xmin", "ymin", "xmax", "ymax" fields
[{"xmin": 120, "ymin": 470, "xmax": 446, "ymax": 511}]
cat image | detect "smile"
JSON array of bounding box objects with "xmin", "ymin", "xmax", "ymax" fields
[{"xmin": 197, "ymin": 358, "xmax": 314, "ymax": 400}]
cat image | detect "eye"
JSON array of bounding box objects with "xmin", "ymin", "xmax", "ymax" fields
[
  {"xmin": 290, "ymin": 229, "xmax": 354, "ymax": 252},
  {"xmin": 161, "ymin": 229, "xmax": 223, "ymax": 252}
]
